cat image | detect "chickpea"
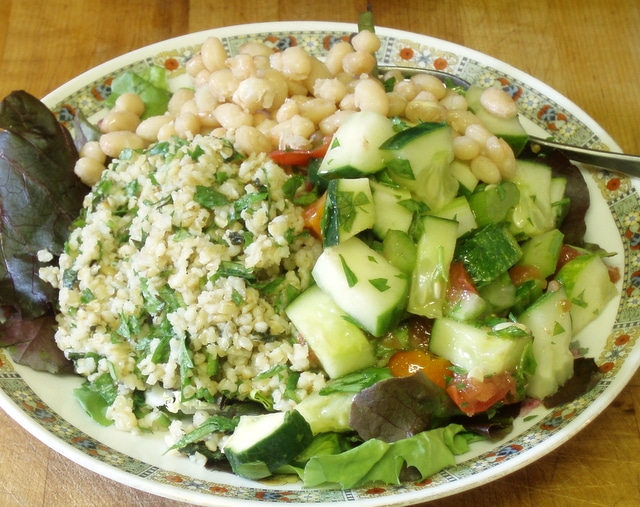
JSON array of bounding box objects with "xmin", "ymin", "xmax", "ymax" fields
[{"xmin": 99, "ymin": 131, "xmax": 145, "ymax": 158}]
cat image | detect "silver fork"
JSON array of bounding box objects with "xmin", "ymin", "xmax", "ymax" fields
[{"xmin": 379, "ymin": 65, "xmax": 640, "ymax": 177}]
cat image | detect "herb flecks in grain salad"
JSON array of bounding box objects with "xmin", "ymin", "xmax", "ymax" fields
[
  {"xmin": 0, "ymin": 11, "xmax": 620, "ymax": 490},
  {"xmin": 40, "ymin": 135, "xmax": 324, "ymax": 433}
]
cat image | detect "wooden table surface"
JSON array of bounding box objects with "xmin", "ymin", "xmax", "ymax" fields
[{"xmin": 1, "ymin": 1, "xmax": 639, "ymax": 506}]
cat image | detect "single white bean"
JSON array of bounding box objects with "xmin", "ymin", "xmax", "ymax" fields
[
  {"xmin": 239, "ymin": 41, "xmax": 274, "ymax": 58},
  {"xmin": 79, "ymin": 140, "xmax": 106, "ymax": 164},
  {"xmin": 232, "ymin": 76, "xmax": 276, "ymax": 113},
  {"xmin": 99, "ymin": 110, "xmax": 140, "ymax": 133},
  {"xmin": 226, "ymin": 53, "xmax": 257, "ymax": 80},
  {"xmin": 405, "ymin": 100, "xmax": 447, "ymax": 123},
  {"xmin": 323, "ymin": 41, "xmax": 354, "ymax": 75},
  {"xmin": 453, "ymin": 135, "xmax": 481, "ymax": 160},
  {"xmin": 168, "ymin": 88, "xmax": 195, "ymax": 116},
  {"xmin": 99, "ymin": 131, "xmax": 145, "ymax": 158},
  {"xmin": 234, "ymin": 125, "xmax": 273, "ymax": 154},
  {"xmin": 280, "ymin": 46, "xmax": 312, "ymax": 81},
  {"xmin": 136, "ymin": 115, "xmax": 174, "ymax": 143},
  {"xmin": 342, "ymin": 50, "xmax": 376, "ymax": 76},
  {"xmin": 353, "ymin": 78, "xmax": 389, "ymax": 115},
  {"xmin": 470, "ymin": 155, "xmax": 501, "ymax": 184},
  {"xmin": 318, "ymin": 109, "xmax": 356, "ymax": 136},
  {"xmin": 313, "ymin": 77, "xmax": 348, "ymax": 104},
  {"xmin": 298, "ymin": 97, "xmax": 337, "ymax": 125},
  {"xmin": 208, "ymin": 68, "xmax": 240, "ymax": 102},
  {"xmin": 480, "ymin": 87, "xmax": 518, "ymax": 119},
  {"xmin": 410, "ymin": 73, "xmax": 447, "ymax": 100},
  {"xmin": 213, "ymin": 102, "xmax": 253, "ymax": 129},
  {"xmin": 351, "ymin": 30, "xmax": 381, "ymax": 53},
  {"xmin": 174, "ymin": 112, "xmax": 201, "ymax": 138},
  {"xmin": 114, "ymin": 92, "xmax": 145, "ymax": 117},
  {"xmin": 201, "ymin": 37, "xmax": 229, "ymax": 72},
  {"xmin": 74, "ymin": 156, "xmax": 105, "ymax": 186}
]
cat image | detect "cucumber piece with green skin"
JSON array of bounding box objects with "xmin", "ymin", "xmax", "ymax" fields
[
  {"xmin": 466, "ymin": 85, "xmax": 529, "ymax": 156},
  {"xmin": 517, "ymin": 228, "xmax": 564, "ymax": 279},
  {"xmin": 382, "ymin": 229, "xmax": 417, "ymax": 275},
  {"xmin": 380, "ymin": 122, "xmax": 457, "ymax": 211},
  {"xmin": 295, "ymin": 391, "xmax": 355, "ymax": 434},
  {"xmin": 429, "ymin": 317, "xmax": 533, "ymax": 377},
  {"xmin": 556, "ymin": 253, "xmax": 618, "ymax": 333},
  {"xmin": 449, "ymin": 160, "xmax": 479, "ymax": 195},
  {"xmin": 550, "ymin": 176, "xmax": 569, "ymax": 226},
  {"xmin": 430, "ymin": 195, "xmax": 478, "ymax": 237},
  {"xmin": 321, "ymin": 177, "xmax": 375, "ymax": 247},
  {"xmin": 407, "ymin": 215, "xmax": 458, "ymax": 319},
  {"xmin": 454, "ymin": 223, "xmax": 522, "ymax": 288},
  {"xmin": 370, "ymin": 180, "xmax": 414, "ymax": 239},
  {"xmin": 312, "ymin": 236, "xmax": 409, "ymax": 337},
  {"xmin": 285, "ymin": 284, "xmax": 376, "ymax": 378},
  {"xmin": 478, "ymin": 271, "xmax": 517, "ymax": 315},
  {"xmin": 317, "ymin": 111, "xmax": 396, "ymax": 178},
  {"xmin": 223, "ymin": 409, "xmax": 313, "ymax": 480},
  {"xmin": 518, "ymin": 286, "xmax": 574, "ymax": 399},
  {"xmin": 467, "ymin": 180, "xmax": 520, "ymax": 227},
  {"xmin": 508, "ymin": 159, "xmax": 556, "ymax": 238}
]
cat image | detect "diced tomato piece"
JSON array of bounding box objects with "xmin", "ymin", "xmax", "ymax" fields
[
  {"xmin": 446, "ymin": 261, "xmax": 478, "ymax": 304},
  {"xmin": 388, "ymin": 350, "xmax": 452, "ymax": 389},
  {"xmin": 302, "ymin": 192, "xmax": 326, "ymax": 239},
  {"xmin": 445, "ymin": 371, "xmax": 519, "ymax": 416},
  {"xmin": 556, "ymin": 244, "xmax": 582, "ymax": 272},
  {"xmin": 509, "ymin": 264, "xmax": 543, "ymax": 287},
  {"xmin": 268, "ymin": 136, "xmax": 331, "ymax": 167}
]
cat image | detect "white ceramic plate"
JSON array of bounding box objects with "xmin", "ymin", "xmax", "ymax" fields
[{"xmin": 1, "ymin": 21, "xmax": 639, "ymax": 507}]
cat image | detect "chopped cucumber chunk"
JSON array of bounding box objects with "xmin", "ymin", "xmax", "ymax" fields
[
  {"xmin": 223, "ymin": 410, "xmax": 313, "ymax": 480},
  {"xmin": 381, "ymin": 122, "xmax": 457, "ymax": 211},
  {"xmin": 466, "ymin": 85, "xmax": 529, "ymax": 156},
  {"xmin": 468, "ymin": 181, "xmax": 520, "ymax": 227},
  {"xmin": 429, "ymin": 317, "xmax": 533, "ymax": 377},
  {"xmin": 519, "ymin": 286, "xmax": 574, "ymax": 399},
  {"xmin": 408, "ymin": 215, "xmax": 458, "ymax": 319},
  {"xmin": 321, "ymin": 177, "xmax": 375, "ymax": 247},
  {"xmin": 517, "ymin": 228, "xmax": 564, "ymax": 279},
  {"xmin": 317, "ymin": 111, "xmax": 396, "ymax": 178},
  {"xmin": 285, "ymin": 285, "xmax": 376, "ymax": 379},
  {"xmin": 455, "ymin": 223, "xmax": 522, "ymax": 288},
  {"xmin": 556, "ymin": 253, "xmax": 618, "ymax": 333},
  {"xmin": 312, "ymin": 236, "xmax": 409, "ymax": 336},
  {"xmin": 295, "ymin": 391, "xmax": 355, "ymax": 434},
  {"xmin": 430, "ymin": 195, "xmax": 478, "ymax": 237},
  {"xmin": 382, "ymin": 229, "xmax": 417, "ymax": 275},
  {"xmin": 370, "ymin": 180, "xmax": 414, "ymax": 238},
  {"xmin": 509, "ymin": 159, "xmax": 556, "ymax": 238}
]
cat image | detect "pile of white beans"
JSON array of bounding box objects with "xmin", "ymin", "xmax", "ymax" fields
[{"xmin": 74, "ymin": 29, "xmax": 519, "ymax": 188}]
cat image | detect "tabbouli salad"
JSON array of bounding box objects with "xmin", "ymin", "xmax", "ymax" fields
[{"xmin": 0, "ymin": 13, "xmax": 619, "ymax": 489}]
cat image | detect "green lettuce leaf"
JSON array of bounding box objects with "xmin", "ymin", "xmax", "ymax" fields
[
  {"xmin": 104, "ymin": 66, "xmax": 171, "ymax": 119},
  {"xmin": 302, "ymin": 424, "xmax": 473, "ymax": 489}
]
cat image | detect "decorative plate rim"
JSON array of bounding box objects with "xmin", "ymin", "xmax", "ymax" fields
[{"xmin": 1, "ymin": 21, "xmax": 638, "ymax": 507}]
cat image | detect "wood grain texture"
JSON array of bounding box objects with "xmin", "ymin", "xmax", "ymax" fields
[{"xmin": 1, "ymin": 1, "xmax": 639, "ymax": 505}]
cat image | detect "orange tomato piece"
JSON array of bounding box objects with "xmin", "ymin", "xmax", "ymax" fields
[
  {"xmin": 508, "ymin": 264, "xmax": 543, "ymax": 286},
  {"xmin": 302, "ymin": 192, "xmax": 326, "ymax": 239},
  {"xmin": 388, "ymin": 350, "xmax": 452, "ymax": 389}
]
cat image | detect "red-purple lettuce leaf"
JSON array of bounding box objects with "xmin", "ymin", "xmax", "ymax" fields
[
  {"xmin": 349, "ymin": 372, "xmax": 463, "ymax": 443},
  {"xmin": 0, "ymin": 90, "xmax": 85, "ymax": 319},
  {"xmin": 0, "ymin": 311, "xmax": 73, "ymax": 374}
]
